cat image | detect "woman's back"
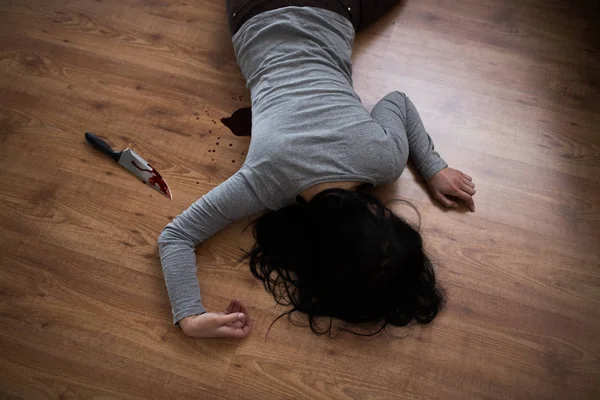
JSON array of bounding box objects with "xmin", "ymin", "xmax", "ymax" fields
[{"xmin": 233, "ymin": 7, "xmax": 406, "ymax": 208}]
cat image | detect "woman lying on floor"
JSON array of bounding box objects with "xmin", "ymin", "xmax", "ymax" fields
[{"xmin": 158, "ymin": 0, "xmax": 476, "ymax": 338}]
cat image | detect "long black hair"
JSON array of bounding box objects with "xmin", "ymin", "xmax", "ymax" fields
[{"xmin": 244, "ymin": 188, "xmax": 445, "ymax": 336}]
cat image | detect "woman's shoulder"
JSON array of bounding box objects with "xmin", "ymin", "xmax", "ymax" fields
[{"xmin": 230, "ymin": 164, "xmax": 295, "ymax": 211}]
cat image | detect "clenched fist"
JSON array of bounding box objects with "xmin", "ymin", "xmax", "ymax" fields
[{"xmin": 179, "ymin": 299, "xmax": 253, "ymax": 339}]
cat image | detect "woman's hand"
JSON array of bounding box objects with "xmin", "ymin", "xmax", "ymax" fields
[
  {"xmin": 179, "ymin": 299, "xmax": 253, "ymax": 338},
  {"xmin": 427, "ymin": 167, "xmax": 476, "ymax": 212}
]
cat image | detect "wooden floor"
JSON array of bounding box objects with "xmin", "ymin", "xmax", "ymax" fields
[{"xmin": 1, "ymin": 0, "xmax": 599, "ymax": 399}]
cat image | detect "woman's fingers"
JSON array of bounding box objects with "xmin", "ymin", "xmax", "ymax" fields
[
  {"xmin": 217, "ymin": 309, "xmax": 253, "ymax": 338},
  {"xmin": 225, "ymin": 300, "xmax": 236, "ymax": 314},
  {"xmin": 223, "ymin": 300, "xmax": 252, "ymax": 328},
  {"xmin": 217, "ymin": 312, "xmax": 245, "ymax": 326},
  {"xmin": 461, "ymin": 183, "xmax": 476, "ymax": 196},
  {"xmin": 225, "ymin": 299, "xmax": 243, "ymax": 315},
  {"xmin": 453, "ymin": 190, "xmax": 476, "ymax": 212},
  {"xmin": 468, "ymin": 198, "xmax": 475, "ymax": 212},
  {"xmin": 180, "ymin": 311, "xmax": 253, "ymax": 339},
  {"xmin": 237, "ymin": 302, "xmax": 253, "ymax": 328},
  {"xmin": 428, "ymin": 169, "xmax": 475, "ymax": 211},
  {"xmin": 227, "ymin": 320, "xmax": 245, "ymax": 329},
  {"xmin": 435, "ymin": 192, "xmax": 459, "ymax": 209},
  {"xmin": 232, "ymin": 300, "xmax": 242, "ymax": 314},
  {"xmin": 216, "ymin": 324, "xmax": 251, "ymax": 338}
]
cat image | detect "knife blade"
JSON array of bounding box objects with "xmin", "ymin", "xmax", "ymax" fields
[{"xmin": 85, "ymin": 132, "xmax": 172, "ymax": 199}]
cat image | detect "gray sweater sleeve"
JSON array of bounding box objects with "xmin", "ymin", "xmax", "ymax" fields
[
  {"xmin": 158, "ymin": 170, "xmax": 266, "ymax": 324},
  {"xmin": 371, "ymin": 91, "xmax": 448, "ymax": 180}
]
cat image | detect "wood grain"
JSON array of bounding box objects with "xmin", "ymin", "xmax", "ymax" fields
[{"xmin": 1, "ymin": 0, "xmax": 599, "ymax": 399}]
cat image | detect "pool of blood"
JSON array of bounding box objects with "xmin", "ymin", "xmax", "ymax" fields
[{"xmin": 221, "ymin": 107, "xmax": 252, "ymax": 137}]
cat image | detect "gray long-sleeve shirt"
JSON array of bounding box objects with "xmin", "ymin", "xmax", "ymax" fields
[{"xmin": 158, "ymin": 7, "xmax": 447, "ymax": 324}]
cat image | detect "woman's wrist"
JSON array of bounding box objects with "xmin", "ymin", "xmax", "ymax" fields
[{"xmin": 179, "ymin": 313, "xmax": 204, "ymax": 331}]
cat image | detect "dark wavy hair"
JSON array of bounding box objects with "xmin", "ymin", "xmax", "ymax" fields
[{"xmin": 244, "ymin": 188, "xmax": 445, "ymax": 336}]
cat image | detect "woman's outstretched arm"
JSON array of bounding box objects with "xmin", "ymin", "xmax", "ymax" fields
[
  {"xmin": 371, "ymin": 91, "xmax": 476, "ymax": 211},
  {"xmin": 158, "ymin": 169, "xmax": 266, "ymax": 336}
]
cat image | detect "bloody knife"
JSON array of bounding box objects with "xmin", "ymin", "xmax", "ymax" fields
[{"xmin": 85, "ymin": 132, "xmax": 172, "ymax": 199}]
